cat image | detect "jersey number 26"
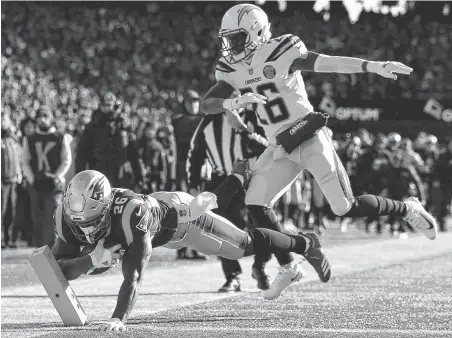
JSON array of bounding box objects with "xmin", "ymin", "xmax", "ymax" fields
[{"xmin": 240, "ymin": 83, "xmax": 289, "ymax": 125}]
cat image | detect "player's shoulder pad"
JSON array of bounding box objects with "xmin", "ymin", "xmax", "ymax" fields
[
  {"xmin": 215, "ymin": 58, "xmax": 237, "ymax": 83},
  {"xmin": 265, "ymin": 34, "xmax": 306, "ymax": 63},
  {"xmin": 112, "ymin": 188, "xmax": 137, "ymax": 200},
  {"xmin": 117, "ymin": 197, "xmax": 151, "ymax": 246},
  {"xmin": 216, "ymin": 58, "xmax": 236, "ymax": 74}
]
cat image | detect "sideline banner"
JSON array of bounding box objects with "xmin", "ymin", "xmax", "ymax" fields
[{"xmin": 314, "ymin": 96, "xmax": 452, "ymax": 123}]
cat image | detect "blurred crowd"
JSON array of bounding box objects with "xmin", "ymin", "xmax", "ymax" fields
[
  {"xmin": 277, "ymin": 129, "xmax": 452, "ymax": 238},
  {"xmin": 1, "ymin": 2, "xmax": 451, "ymax": 248},
  {"xmin": 2, "ymin": 2, "xmax": 451, "ymax": 132}
]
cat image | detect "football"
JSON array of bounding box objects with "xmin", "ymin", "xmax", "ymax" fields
[{"xmin": 80, "ymin": 240, "xmax": 123, "ymax": 276}]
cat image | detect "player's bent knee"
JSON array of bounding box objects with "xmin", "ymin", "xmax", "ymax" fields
[
  {"xmin": 217, "ymin": 241, "xmax": 246, "ymax": 260},
  {"xmin": 175, "ymin": 212, "xmax": 249, "ymax": 259},
  {"xmin": 330, "ymin": 200, "xmax": 353, "ymax": 216}
]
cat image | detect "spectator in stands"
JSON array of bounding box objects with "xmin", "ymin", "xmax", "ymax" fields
[
  {"xmin": 15, "ymin": 117, "xmax": 36, "ymax": 246},
  {"xmin": 22, "ymin": 105, "xmax": 72, "ymax": 247},
  {"xmin": 156, "ymin": 124, "xmax": 177, "ymax": 191},
  {"xmin": 357, "ymin": 134, "xmax": 389, "ymax": 234},
  {"xmin": 1, "ymin": 109, "xmax": 23, "ymax": 248},
  {"xmin": 417, "ymin": 135, "xmax": 441, "ymax": 216},
  {"xmin": 435, "ymin": 138, "xmax": 452, "ymax": 232},
  {"xmin": 141, "ymin": 123, "xmax": 168, "ymax": 193},
  {"xmin": 76, "ymin": 92, "xmax": 145, "ymax": 189},
  {"xmin": 171, "ymin": 89, "xmax": 203, "ymax": 192}
]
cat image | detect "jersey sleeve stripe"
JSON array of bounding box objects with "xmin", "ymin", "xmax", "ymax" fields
[
  {"xmin": 54, "ymin": 205, "xmax": 67, "ymax": 242},
  {"xmin": 121, "ymin": 199, "xmax": 142, "ymax": 245},
  {"xmin": 216, "ymin": 60, "xmax": 236, "ymax": 73},
  {"xmin": 265, "ymin": 35, "xmax": 301, "ymax": 63}
]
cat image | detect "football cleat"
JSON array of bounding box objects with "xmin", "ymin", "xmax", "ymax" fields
[
  {"xmin": 251, "ymin": 265, "xmax": 270, "ymax": 290},
  {"xmin": 263, "ymin": 261, "xmax": 305, "ymax": 300},
  {"xmin": 218, "ymin": 278, "xmax": 241, "ymax": 293},
  {"xmin": 302, "ymin": 232, "xmax": 331, "ymax": 283},
  {"xmin": 232, "ymin": 158, "xmax": 252, "ymax": 187},
  {"xmin": 403, "ymin": 197, "xmax": 438, "ymax": 240}
]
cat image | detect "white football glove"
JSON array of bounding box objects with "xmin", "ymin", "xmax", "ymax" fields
[
  {"xmin": 225, "ymin": 109, "xmax": 247, "ymax": 131},
  {"xmin": 368, "ymin": 61, "xmax": 413, "ymax": 80},
  {"xmin": 98, "ymin": 318, "xmax": 126, "ymax": 332},
  {"xmin": 89, "ymin": 238, "xmax": 122, "ymax": 269},
  {"xmin": 223, "ymin": 93, "xmax": 267, "ymax": 111},
  {"xmin": 248, "ymin": 132, "xmax": 269, "ymax": 147}
]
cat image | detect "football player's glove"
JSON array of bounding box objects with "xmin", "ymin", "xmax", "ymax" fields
[
  {"xmin": 99, "ymin": 318, "xmax": 126, "ymax": 332},
  {"xmin": 223, "ymin": 93, "xmax": 267, "ymax": 112},
  {"xmin": 368, "ymin": 61, "xmax": 413, "ymax": 80},
  {"xmin": 225, "ymin": 109, "xmax": 247, "ymax": 131},
  {"xmin": 247, "ymin": 132, "xmax": 269, "ymax": 148},
  {"xmin": 89, "ymin": 238, "xmax": 122, "ymax": 269}
]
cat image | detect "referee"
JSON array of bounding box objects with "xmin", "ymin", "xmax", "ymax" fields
[{"xmin": 186, "ymin": 109, "xmax": 270, "ymax": 292}]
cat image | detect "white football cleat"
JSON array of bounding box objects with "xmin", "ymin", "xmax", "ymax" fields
[
  {"xmin": 263, "ymin": 261, "xmax": 305, "ymax": 300},
  {"xmin": 403, "ymin": 197, "xmax": 438, "ymax": 240}
]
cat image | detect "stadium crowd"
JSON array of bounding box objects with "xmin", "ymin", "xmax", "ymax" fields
[{"xmin": 1, "ymin": 1, "xmax": 451, "ymax": 249}]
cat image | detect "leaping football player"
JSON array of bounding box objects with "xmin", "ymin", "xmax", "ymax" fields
[
  {"xmin": 201, "ymin": 3, "xmax": 438, "ymax": 293},
  {"xmin": 52, "ymin": 169, "xmax": 330, "ymax": 331}
]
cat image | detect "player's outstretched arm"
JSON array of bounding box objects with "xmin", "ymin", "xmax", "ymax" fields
[
  {"xmin": 290, "ymin": 52, "xmax": 413, "ymax": 79},
  {"xmin": 201, "ymin": 81, "xmax": 267, "ymax": 114},
  {"xmin": 104, "ymin": 234, "xmax": 153, "ymax": 331},
  {"xmin": 52, "ymin": 238, "xmax": 122, "ymax": 281},
  {"xmin": 52, "ymin": 237, "xmax": 91, "ymax": 281}
]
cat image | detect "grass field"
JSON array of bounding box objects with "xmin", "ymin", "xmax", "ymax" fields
[{"xmin": 2, "ymin": 227, "xmax": 452, "ymax": 338}]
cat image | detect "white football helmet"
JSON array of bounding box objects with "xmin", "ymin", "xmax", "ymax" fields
[
  {"xmin": 219, "ymin": 4, "xmax": 271, "ymax": 64},
  {"xmin": 62, "ymin": 170, "xmax": 113, "ymax": 244}
]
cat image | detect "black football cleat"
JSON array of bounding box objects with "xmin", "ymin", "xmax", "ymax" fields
[
  {"xmin": 218, "ymin": 278, "xmax": 241, "ymax": 293},
  {"xmin": 251, "ymin": 265, "xmax": 270, "ymax": 290},
  {"xmin": 301, "ymin": 232, "xmax": 331, "ymax": 283}
]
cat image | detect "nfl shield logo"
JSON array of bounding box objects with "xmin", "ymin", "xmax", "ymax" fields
[{"xmin": 249, "ymin": 69, "xmax": 254, "ymax": 75}]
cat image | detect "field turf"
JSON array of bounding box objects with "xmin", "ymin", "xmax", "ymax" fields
[{"xmin": 2, "ymin": 226, "xmax": 452, "ymax": 338}]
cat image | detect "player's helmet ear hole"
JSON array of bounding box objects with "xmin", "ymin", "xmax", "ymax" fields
[{"xmin": 258, "ymin": 29, "xmax": 262, "ymax": 36}]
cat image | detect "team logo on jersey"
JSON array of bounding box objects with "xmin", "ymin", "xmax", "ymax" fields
[
  {"xmin": 263, "ymin": 65, "xmax": 276, "ymax": 79},
  {"xmin": 135, "ymin": 209, "xmax": 150, "ymax": 232},
  {"xmin": 249, "ymin": 69, "xmax": 254, "ymax": 75}
]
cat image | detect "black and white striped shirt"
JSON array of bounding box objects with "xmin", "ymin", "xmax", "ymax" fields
[{"xmin": 186, "ymin": 111, "xmax": 266, "ymax": 189}]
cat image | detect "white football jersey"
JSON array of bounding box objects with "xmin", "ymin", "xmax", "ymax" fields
[{"xmin": 215, "ymin": 34, "xmax": 314, "ymax": 142}]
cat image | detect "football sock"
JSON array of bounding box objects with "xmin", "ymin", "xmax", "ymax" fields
[
  {"xmin": 247, "ymin": 205, "xmax": 294, "ymax": 265},
  {"xmin": 245, "ymin": 228, "xmax": 308, "ymax": 258},
  {"xmin": 212, "ymin": 174, "xmax": 244, "ymax": 214},
  {"xmin": 344, "ymin": 194, "xmax": 407, "ymax": 218}
]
